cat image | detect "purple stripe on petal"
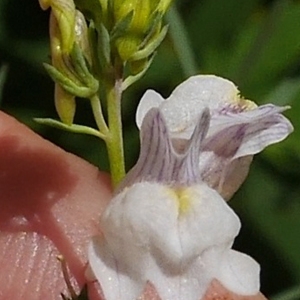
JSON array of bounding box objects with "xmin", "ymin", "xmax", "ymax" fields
[
  {"xmin": 199, "ymin": 104, "xmax": 293, "ymax": 199},
  {"xmin": 116, "ymin": 108, "xmax": 211, "ymax": 192}
]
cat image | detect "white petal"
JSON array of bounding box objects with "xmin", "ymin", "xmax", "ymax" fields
[
  {"xmin": 136, "ymin": 89, "xmax": 165, "ymax": 129},
  {"xmin": 160, "ymin": 75, "xmax": 240, "ymax": 135},
  {"xmin": 216, "ymin": 249, "xmax": 260, "ymax": 295},
  {"xmin": 176, "ymin": 184, "xmax": 240, "ymax": 260},
  {"xmin": 170, "ymin": 75, "xmax": 239, "ymax": 107},
  {"xmin": 102, "ymin": 182, "xmax": 183, "ymax": 267},
  {"xmin": 147, "ymin": 255, "xmax": 212, "ymax": 300},
  {"xmin": 102, "ymin": 180, "xmax": 240, "ymax": 278},
  {"xmin": 88, "ymin": 237, "xmax": 145, "ymax": 300}
]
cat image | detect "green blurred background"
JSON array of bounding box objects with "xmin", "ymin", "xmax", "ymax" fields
[{"xmin": 0, "ymin": 0, "xmax": 300, "ymax": 298}]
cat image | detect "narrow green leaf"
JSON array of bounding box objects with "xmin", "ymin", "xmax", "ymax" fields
[
  {"xmin": 70, "ymin": 43, "xmax": 100, "ymax": 91},
  {"xmin": 34, "ymin": 118, "xmax": 105, "ymax": 139},
  {"xmin": 130, "ymin": 25, "xmax": 168, "ymax": 61},
  {"xmin": 142, "ymin": 11, "xmax": 163, "ymax": 46},
  {"xmin": 110, "ymin": 11, "xmax": 134, "ymax": 41},
  {"xmin": 88, "ymin": 22, "xmax": 102, "ymax": 77},
  {"xmin": 96, "ymin": 23, "xmax": 111, "ymax": 67},
  {"xmin": 133, "ymin": 12, "xmax": 164, "ymax": 59},
  {"xmin": 70, "ymin": 43, "xmax": 92, "ymax": 83},
  {"xmin": 122, "ymin": 55, "xmax": 155, "ymax": 90},
  {"xmin": 44, "ymin": 63, "xmax": 98, "ymax": 98}
]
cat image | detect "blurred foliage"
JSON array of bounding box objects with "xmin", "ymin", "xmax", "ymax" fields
[{"xmin": 1, "ymin": 0, "xmax": 300, "ymax": 298}]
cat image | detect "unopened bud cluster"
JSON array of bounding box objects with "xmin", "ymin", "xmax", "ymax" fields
[{"xmin": 39, "ymin": 0, "xmax": 172, "ymax": 125}]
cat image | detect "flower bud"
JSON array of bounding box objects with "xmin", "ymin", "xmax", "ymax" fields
[
  {"xmin": 54, "ymin": 84, "xmax": 76, "ymax": 125},
  {"xmin": 74, "ymin": 10, "xmax": 91, "ymax": 64},
  {"xmin": 113, "ymin": 0, "xmax": 151, "ymax": 34},
  {"xmin": 112, "ymin": 0, "xmax": 173, "ymax": 61},
  {"xmin": 39, "ymin": 0, "xmax": 76, "ymax": 53},
  {"xmin": 47, "ymin": 11, "xmax": 96, "ymax": 124},
  {"xmin": 49, "ymin": 12, "xmax": 79, "ymax": 83}
]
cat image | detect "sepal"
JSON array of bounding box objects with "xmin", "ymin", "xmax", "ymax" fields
[
  {"xmin": 129, "ymin": 24, "xmax": 168, "ymax": 61},
  {"xmin": 122, "ymin": 55, "xmax": 155, "ymax": 90},
  {"xmin": 44, "ymin": 63, "xmax": 98, "ymax": 98}
]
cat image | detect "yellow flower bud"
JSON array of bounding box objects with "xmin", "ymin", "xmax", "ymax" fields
[
  {"xmin": 49, "ymin": 12, "xmax": 81, "ymax": 85},
  {"xmin": 39, "ymin": 0, "xmax": 76, "ymax": 53},
  {"xmin": 115, "ymin": 36, "xmax": 141, "ymax": 61},
  {"xmin": 54, "ymin": 84, "xmax": 76, "ymax": 125},
  {"xmin": 75, "ymin": 10, "xmax": 91, "ymax": 64},
  {"xmin": 49, "ymin": 12, "xmax": 62, "ymax": 66},
  {"xmin": 112, "ymin": 0, "xmax": 173, "ymax": 60},
  {"xmin": 113, "ymin": 0, "xmax": 151, "ymax": 34}
]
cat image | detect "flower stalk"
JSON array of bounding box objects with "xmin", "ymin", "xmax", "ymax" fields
[
  {"xmin": 38, "ymin": 0, "xmax": 172, "ymax": 187},
  {"xmin": 104, "ymin": 79, "xmax": 125, "ymax": 187}
]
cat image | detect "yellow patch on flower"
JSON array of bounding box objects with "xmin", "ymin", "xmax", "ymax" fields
[
  {"xmin": 239, "ymin": 98, "xmax": 257, "ymax": 110},
  {"xmin": 173, "ymin": 187, "xmax": 193, "ymax": 214}
]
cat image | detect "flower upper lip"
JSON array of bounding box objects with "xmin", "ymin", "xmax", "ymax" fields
[{"xmin": 135, "ymin": 75, "xmax": 293, "ymax": 199}]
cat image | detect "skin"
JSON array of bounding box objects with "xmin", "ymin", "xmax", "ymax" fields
[{"xmin": 0, "ymin": 111, "xmax": 267, "ymax": 300}]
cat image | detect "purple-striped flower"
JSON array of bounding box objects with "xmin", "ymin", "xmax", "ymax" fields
[
  {"xmin": 89, "ymin": 109, "xmax": 261, "ymax": 300},
  {"xmin": 88, "ymin": 75, "xmax": 292, "ymax": 300}
]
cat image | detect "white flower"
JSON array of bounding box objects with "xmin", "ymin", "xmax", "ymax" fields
[
  {"xmin": 136, "ymin": 75, "xmax": 293, "ymax": 200},
  {"xmin": 88, "ymin": 108, "xmax": 261, "ymax": 300}
]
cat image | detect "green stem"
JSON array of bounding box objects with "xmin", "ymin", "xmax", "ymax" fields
[
  {"xmin": 105, "ymin": 79, "xmax": 125, "ymax": 187},
  {"xmin": 90, "ymin": 94, "xmax": 109, "ymax": 136},
  {"xmin": 166, "ymin": 5, "xmax": 198, "ymax": 77}
]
